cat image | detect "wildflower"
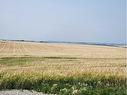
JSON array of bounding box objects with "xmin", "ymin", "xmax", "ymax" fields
[{"xmin": 72, "ymin": 90, "xmax": 79, "ymax": 95}]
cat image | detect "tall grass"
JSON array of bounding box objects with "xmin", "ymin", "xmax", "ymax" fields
[
  {"xmin": 0, "ymin": 71, "xmax": 126, "ymax": 95},
  {"xmin": 0, "ymin": 56, "xmax": 126, "ymax": 94}
]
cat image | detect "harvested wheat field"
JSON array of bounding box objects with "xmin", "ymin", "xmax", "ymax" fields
[{"xmin": 0, "ymin": 41, "xmax": 126, "ymax": 95}]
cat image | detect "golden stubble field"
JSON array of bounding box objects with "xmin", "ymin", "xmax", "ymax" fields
[{"xmin": 0, "ymin": 41, "xmax": 126, "ymax": 78}]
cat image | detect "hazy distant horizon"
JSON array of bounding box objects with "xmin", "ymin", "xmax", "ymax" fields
[
  {"xmin": 1, "ymin": 38, "xmax": 126, "ymax": 45},
  {"xmin": 0, "ymin": 0, "xmax": 126, "ymax": 44}
]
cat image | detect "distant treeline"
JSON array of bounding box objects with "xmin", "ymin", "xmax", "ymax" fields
[{"xmin": 0, "ymin": 39, "xmax": 126, "ymax": 48}]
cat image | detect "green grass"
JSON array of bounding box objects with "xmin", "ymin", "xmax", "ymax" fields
[
  {"xmin": 0, "ymin": 73, "xmax": 126, "ymax": 95},
  {"xmin": 0, "ymin": 57, "xmax": 78, "ymax": 66}
]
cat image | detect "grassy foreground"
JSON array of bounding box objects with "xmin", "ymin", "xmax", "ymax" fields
[
  {"xmin": 0, "ymin": 71, "xmax": 126, "ymax": 95},
  {"xmin": 0, "ymin": 56, "xmax": 126, "ymax": 95}
]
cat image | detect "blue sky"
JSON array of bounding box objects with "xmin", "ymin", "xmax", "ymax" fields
[{"xmin": 0, "ymin": 0, "xmax": 126, "ymax": 44}]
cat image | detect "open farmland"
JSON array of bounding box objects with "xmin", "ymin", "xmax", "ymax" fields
[{"xmin": 0, "ymin": 41, "xmax": 126, "ymax": 95}]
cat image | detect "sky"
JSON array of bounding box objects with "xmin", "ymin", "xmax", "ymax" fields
[{"xmin": 0, "ymin": 0, "xmax": 126, "ymax": 44}]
